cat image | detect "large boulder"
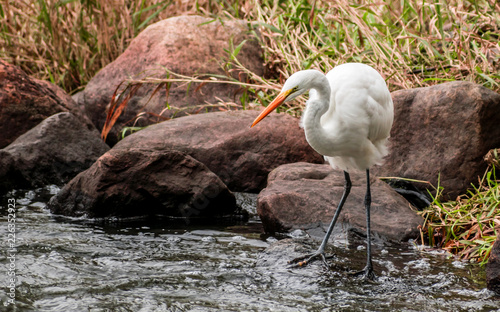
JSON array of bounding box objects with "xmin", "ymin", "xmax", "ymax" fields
[
  {"xmin": 80, "ymin": 15, "xmax": 264, "ymax": 143},
  {"xmin": 112, "ymin": 110, "xmax": 324, "ymax": 192},
  {"xmin": 258, "ymin": 162, "xmax": 423, "ymax": 242},
  {"xmin": 0, "ymin": 60, "xmax": 89, "ymax": 148},
  {"xmin": 0, "ymin": 112, "xmax": 109, "ymax": 194},
  {"xmin": 47, "ymin": 148, "xmax": 236, "ymax": 219},
  {"xmin": 377, "ymin": 81, "xmax": 500, "ymax": 199}
]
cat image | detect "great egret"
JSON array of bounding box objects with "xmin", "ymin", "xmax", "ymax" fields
[{"xmin": 251, "ymin": 63, "xmax": 394, "ymax": 280}]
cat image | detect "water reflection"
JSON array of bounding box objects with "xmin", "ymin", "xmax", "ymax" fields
[{"xmin": 0, "ymin": 187, "xmax": 498, "ymax": 312}]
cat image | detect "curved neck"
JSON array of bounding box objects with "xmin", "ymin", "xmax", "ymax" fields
[{"xmin": 302, "ymin": 75, "xmax": 335, "ymax": 156}]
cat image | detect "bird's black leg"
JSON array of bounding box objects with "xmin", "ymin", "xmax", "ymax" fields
[
  {"xmin": 289, "ymin": 171, "xmax": 351, "ymax": 268},
  {"xmin": 350, "ymin": 169, "xmax": 375, "ymax": 280}
]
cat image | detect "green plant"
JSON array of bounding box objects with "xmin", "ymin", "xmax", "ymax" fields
[
  {"xmin": 419, "ymin": 167, "xmax": 500, "ymax": 265},
  {"xmin": 121, "ymin": 126, "xmax": 145, "ymax": 139}
]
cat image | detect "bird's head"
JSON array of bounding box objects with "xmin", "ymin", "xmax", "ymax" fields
[{"xmin": 250, "ymin": 70, "xmax": 321, "ymax": 128}]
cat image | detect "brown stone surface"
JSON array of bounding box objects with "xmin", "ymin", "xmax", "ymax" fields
[
  {"xmin": 79, "ymin": 15, "xmax": 264, "ymax": 143},
  {"xmin": 113, "ymin": 110, "xmax": 324, "ymax": 192},
  {"xmin": 376, "ymin": 81, "xmax": 500, "ymax": 199},
  {"xmin": 258, "ymin": 162, "xmax": 423, "ymax": 242},
  {"xmin": 47, "ymin": 148, "xmax": 236, "ymax": 219},
  {"xmin": 0, "ymin": 60, "xmax": 88, "ymax": 148}
]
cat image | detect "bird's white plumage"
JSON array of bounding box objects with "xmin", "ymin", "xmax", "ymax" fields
[
  {"xmin": 250, "ymin": 63, "xmax": 394, "ymax": 275},
  {"xmin": 286, "ymin": 63, "xmax": 393, "ymax": 171}
]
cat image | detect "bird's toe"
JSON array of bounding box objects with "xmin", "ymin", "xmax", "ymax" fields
[{"xmin": 349, "ymin": 266, "xmax": 376, "ymax": 281}]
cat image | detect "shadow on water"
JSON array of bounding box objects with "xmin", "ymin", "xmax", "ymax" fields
[{"xmin": 0, "ymin": 187, "xmax": 499, "ymax": 311}]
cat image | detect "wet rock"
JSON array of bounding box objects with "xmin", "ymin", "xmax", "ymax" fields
[
  {"xmin": 376, "ymin": 81, "xmax": 500, "ymax": 199},
  {"xmin": 0, "ymin": 112, "xmax": 109, "ymax": 194},
  {"xmin": 0, "ymin": 150, "xmax": 27, "ymax": 192},
  {"xmin": 80, "ymin": 15, "xmax": 264, "ymax": 143},
  {"xmin": 112, "ymin": 110, "xmax": 324, "ymax": 192},
  {"xmin": 0, "ymin": 60, "xmax": 89, "ymax": 148},
  {"xmin": 47, "ymin": 148, "xmax": 236, "ymax": 219},
  {"xmin": 258, "ymin": 162, "xmax": 423, "ymax": 242},
  {"xmin": 487, "ymin": 234, "xmax": 500, "ymax": 295}
]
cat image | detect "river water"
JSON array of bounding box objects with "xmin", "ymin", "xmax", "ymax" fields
[{"xmin": 1, "ymin": 186, "xmax": 499, "ymax": 312}]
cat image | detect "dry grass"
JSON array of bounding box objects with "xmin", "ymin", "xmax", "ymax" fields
[
  {"xmin": 0, "ymin": 0, "xmax": 228, "ymax": 93},
  {"xmin": 242, "ymin": 0, "xmax": 499, "ymax": 113},
  {"xmin": 1, "ymin": 0, "xmax": 498, "ymax": 97},
  {"xmin": 112, "ymin": 1, "xmax": 499, "ymax": 119}
]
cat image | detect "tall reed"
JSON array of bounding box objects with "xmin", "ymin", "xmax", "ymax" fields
[
  {"xmin": 0, "ymin": 0, "xmax": 213, "ymax": 93},
  {"xmin": 1, "ymin": 1, "xmax": 498, "ymax": 96}
]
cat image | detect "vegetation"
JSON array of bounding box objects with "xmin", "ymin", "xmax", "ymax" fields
[
  {"xmin": 420, "ymin": 164, "xmax": 500, "ymax": 266},
  {"xmin": 0, "ymin": 1, "xmax": 205, "ymax": 93},
  {"xmin": 1, "ymin": 0, "xmax": 498, "ymax": 96},
  {"xmin": 1, "ymin": 0, "xmax": 499, "ymax": 263}
]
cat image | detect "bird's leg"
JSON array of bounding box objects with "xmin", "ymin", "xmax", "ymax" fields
[
  {"xmin": 350, "ymin": 169, "xmax": 375, "ymax": 280},
  {"xmin": 289, "ymin": 171, "xmax": 351, "ymax": 268}
]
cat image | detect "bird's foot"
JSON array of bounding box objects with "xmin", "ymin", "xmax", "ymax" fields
[
  {"xmin": 349, "ymin": 265, "xmax": 376, "ymax": 281},
  {"xmin": 288, "ymin": 250, "xmax": 333, "ymax": 268}
]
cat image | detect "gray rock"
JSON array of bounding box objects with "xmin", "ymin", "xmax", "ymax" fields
[
  {"xmin": 47, "ymin": 147, "xmax": 236, "ymax": 219},
  {"xmin": 0, "ymin": 112, "xmax": 109, "ymax": 194},
  {"xmin": 487, "ymin": 233, "xmax": 500, "ymax": 295}
]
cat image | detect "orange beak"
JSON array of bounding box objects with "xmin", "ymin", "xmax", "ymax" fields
[{"xmin": 251, "ymin": 90, "xmax": 291, "ymax": 128}]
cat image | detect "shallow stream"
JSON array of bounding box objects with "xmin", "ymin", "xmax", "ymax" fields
[{"xmin": 1, "ymin": 187, "xmax": 499, "ymax": 311}]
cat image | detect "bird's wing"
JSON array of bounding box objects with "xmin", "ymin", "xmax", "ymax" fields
[
  {"xmin": 366, "ymin": 81, "xmax": 394, "ymax": 143},
  {"xmin": 325, "ymin": 63, "xmax": 393, "ymax": 143}
]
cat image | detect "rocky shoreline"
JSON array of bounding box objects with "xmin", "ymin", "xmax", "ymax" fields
[{"xmin": 2, "ymin": 15, "xmax": 500, "ymax": 293}]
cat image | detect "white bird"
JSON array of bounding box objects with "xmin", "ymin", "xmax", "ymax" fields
[{"xmin": 251, "ymin": 63, "xmax": 394, "ymax": 280}]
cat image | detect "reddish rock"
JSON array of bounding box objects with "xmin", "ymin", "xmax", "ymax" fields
[
  {"xmin": 47, "ymin": 148, "xmax": 236, "ymax": 219},
  {"xmin": 258, "ymin": 162, "xmax": 423, "ymax": 242},
  {"xmin": 80, "ymin": 15, "xmax": 264, "ymax": 143},
  {"xmin": 0, "ymin": 112, "xmax": 109, "ymax": 194},
  {"xmin": 0, "ymin": 60, "xmax": 88, "ymax": 148},
  {"xmin": 376, "ymin": 81, "xmax": 500, "ymax": 199},
  {"xmin": 487, "ymin": 234, "xmax": 500, "ymax": 295},
  {"xmin": 112, "ymin": 110, "xmax": 324, "ymax": 192}
]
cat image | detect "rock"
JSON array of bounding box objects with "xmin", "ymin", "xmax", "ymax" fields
[
  {"xmin": 487, "ymin": 234, "xmax": 500, "ymax": 295},
  {"xmin": 376, "ymin": 81, "xmax": 500, "ymax": 199},
  {"xmin": 0, "ymin": 60, "xmax": 89, "ymax": 148},
  {"xmin": 80, "ymin": 15, "xmax": 264, "ymax": 143},
  {"xmin": 0, "ymin": 150, "xmax": 28, "ymax": 192},
  {"xmin": 47, "ymin": 148, "xmax": 236, "ymax": 219},
  {"xmin": 112, "ymin": 110, "xmax": 324, "ymax": 192},
  {"xmin": 257, "ymin": 162, "xmax": 423, "ymax": 242},
  {"xmin": 0, "ymin": 112, "xmax": 109, "ymax": 194}
]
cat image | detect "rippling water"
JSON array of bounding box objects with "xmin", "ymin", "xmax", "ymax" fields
[{"xmin": 1, "ymin": 187, "xmax": 499, "ymax": 312}]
